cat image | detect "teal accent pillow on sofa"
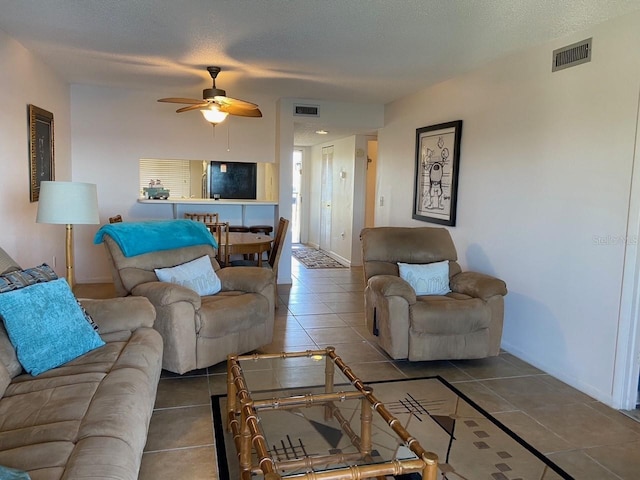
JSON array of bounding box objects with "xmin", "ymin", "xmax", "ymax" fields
[
  {"xmin": 0, "ymin": 278, "xmax": 104, "ymax": 376},
  {"xmin": 0, "ymin": 465, "xmax": 30, "ymax": 479}
]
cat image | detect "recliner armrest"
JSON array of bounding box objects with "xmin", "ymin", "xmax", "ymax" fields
[
  {"xmin": 216, "ymin": 266, "xmax": 274, "ymax": 293},
  {"xmin": 79, "ymin": 297, "xmax": 156, "ymax": 334},
  {"xmin": 450, "ymin": 272, "xmax": 507, "ymax": 300},
  {"xmin": 132, "ymin": 281, "xmax": 202, "ymax": 309},
  {"xmin": 367, "ymin": 275, "xmax": 416, "ymax": 304}
]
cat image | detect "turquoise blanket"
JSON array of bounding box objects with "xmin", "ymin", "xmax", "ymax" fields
[{"xmin": 94, "ymin": 220, "xmax": 217, "ymax": 257}]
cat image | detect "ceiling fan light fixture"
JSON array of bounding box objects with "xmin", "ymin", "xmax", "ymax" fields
[{"xmin": 201, "ymin": 105, "xmax": 229, "ymax": 124}]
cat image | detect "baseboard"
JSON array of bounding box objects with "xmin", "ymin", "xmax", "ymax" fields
[{"xmin": 327, "ymin": 251, "xmax": 350, "ymax": 267}]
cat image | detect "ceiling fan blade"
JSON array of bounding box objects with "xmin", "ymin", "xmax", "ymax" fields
[
  {"xmin": 158, "ymin": 97, "xmax": 204, "ymax": 105},
  {"xmin": 214, "ymin": 95, "xmax": 260, "ymax": 111},
  {"xmin": 219, "ymin": 104, "xmax": 263, "ymax": 118},
  {"xmin": 176, "ymin": 103, "xmax": 210, "ymax": 113}
]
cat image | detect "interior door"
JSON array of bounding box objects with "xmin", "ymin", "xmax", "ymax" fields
[{"xmin": 320, "ymin": 146, "xmax": 333, "ymax": 251}]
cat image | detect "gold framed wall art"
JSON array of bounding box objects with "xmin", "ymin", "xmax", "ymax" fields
[{"xmin": 29, "ymin": 104, "xmax": 55, "ymax": 202}]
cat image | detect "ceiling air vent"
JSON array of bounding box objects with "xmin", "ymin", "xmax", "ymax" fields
[
  {"xmin": 552, "ymin": 38, "xmax": 592, "ymax": 72},
  {"xmin": 294, "ymin": 104, "xmax": 320, "ymax": 117}
]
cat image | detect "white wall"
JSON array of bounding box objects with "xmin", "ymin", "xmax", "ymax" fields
[
  {"xmin": 71, "ymin": 84, "xmax": 278, "ymax": 282},
  {"xmin": 0, "ymin": 29, "xmax": 71, "ymax": 273},
  {"xmin": 377, "ymin": 11, "xmax": 640, "ymax": 406}
]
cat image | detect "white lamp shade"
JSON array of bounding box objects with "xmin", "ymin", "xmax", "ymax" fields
[
  {"xmin": 201, "ymin": 106, "xmax": 229, "ymax": 124},
  {"xmin": 36, "ymin": 181, "xmax": 100, "ymax": 225}
]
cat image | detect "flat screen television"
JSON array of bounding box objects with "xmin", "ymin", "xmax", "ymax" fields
[{"xmin": 209, "ymin": 161, "xmax": 257, "ymax": 199}]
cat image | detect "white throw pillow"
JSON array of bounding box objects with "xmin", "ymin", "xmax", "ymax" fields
[
  {"xmin": 398, "ymin": 261, "xmax": 451, "ymax": 296},
  {"xmin": 155, "ymin": 255, "xmax": 221, "ymax": 296}
]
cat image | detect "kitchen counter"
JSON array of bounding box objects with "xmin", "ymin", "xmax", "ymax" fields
[{"xmin": 137, "ymin": 198, "xmax": 279, "ymax": 226}]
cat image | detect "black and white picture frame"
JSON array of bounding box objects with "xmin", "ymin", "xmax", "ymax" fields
[{"xmin": 412, "ymin": 120, "xmax": 462, "ymax": 226}]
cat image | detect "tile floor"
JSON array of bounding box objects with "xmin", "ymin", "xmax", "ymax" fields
[{"xmin": 81, "ymin": 255, "xmax": 640, "ymax": 479}]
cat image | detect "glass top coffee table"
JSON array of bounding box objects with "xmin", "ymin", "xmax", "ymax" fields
[
  {"xmin": 226, "ymin": 347, "xmax": 438, "ymax": 480},
  {"xmin": 223, "ymin": 347, "xmax": 572, "ymax": 480}
]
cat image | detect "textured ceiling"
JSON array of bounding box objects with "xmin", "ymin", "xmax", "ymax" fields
[{"xmin": 1, "ymin": 0, "xmax": 639, "ymax": 145}]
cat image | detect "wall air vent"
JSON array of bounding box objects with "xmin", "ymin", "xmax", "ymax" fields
[
  {"xmin": 552, "ymin": 38, "xmax": 592, "ymax": 72},
  {"xmin": 294, "ymin": 104, "xmax": 320, "ymax": 117}
]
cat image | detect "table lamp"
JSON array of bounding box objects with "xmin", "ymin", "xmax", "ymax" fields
[{"xmin": 36, "ymin": 181, "xmax": 100, "ymax": 288}]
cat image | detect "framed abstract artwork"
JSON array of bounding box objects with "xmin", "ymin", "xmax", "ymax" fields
[
  {"xmin": 413, "ymin": 120, "xmax": 462, "ymax": 226},
  {"xmin": 29, "ymin": 104, "xmax": 55, "ymax": 202}
]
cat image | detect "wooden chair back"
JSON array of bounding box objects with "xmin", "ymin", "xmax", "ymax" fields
[
  {"xmin": 210, "ymin": 221, "xmax": 230, "ymax": 266},
  {"xmin": 109, "ymin": 215, "xmax": 123, "ymax": 224},
  {"xmin": 184, "ymin": 212, "xmax": 218, "ymax": 224},
  {"xmin": 268, "ymin": 217, "xmax": 290, "ymax": 278}
]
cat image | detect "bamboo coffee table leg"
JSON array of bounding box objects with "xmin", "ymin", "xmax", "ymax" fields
[
  {"xmin": 324, "ymin": 346, "xmax": 335, "ymax": 420},
  {"xmin": 360, "ymin": 387, "xmax": 373, "ymax": 456},
  {"xmin": 240, "ymin": 398, "xmax": 252, "ymax": 478},
  {"xmin": 422, "ymin": 452, "xmax": 439, "ymax": 480},
  {"xmin": 227, "ymin": 355, "xmax": 238, "ymax": 432}
]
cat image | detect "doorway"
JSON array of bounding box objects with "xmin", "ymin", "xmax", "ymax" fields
[
  {"xmin": 320, "ymin": 146, "xmax": 334, "ymax": 252},
  {"xmin": 365, "ymin": 139, "xmax": 378, "ymax": 228},
  {"xmin": 614, "ymin": 90, "xmax": 640, "ymax": 413},
  {"xmin": 291, "ymin": 150, "xmax": 302, "ymax": 244}
]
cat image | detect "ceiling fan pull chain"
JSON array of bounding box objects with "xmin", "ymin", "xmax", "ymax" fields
[{"xmin": 227, "ymin": 123, "xmax": 231, "ymax": 152}]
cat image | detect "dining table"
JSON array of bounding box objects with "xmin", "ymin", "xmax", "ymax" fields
[{"xmin": 220, "ymin": 232, "xmax": 273, "ymax": 266}]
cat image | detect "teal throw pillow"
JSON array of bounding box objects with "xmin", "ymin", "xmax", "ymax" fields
[
  {"xmin": 0, "ymin": 465, "xmax": 31, "ymax": 479},
  {"xmin": 0, "ymin": 278, "xmax": 105, "ymax": 376},
  {"xmin": 0, "ymin": 264, "xmax": 98, "ymax": 332}
]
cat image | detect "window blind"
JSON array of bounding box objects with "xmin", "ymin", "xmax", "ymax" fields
[{"xmin": 139, "ymin": 159, "xmax": 191, "ymax": 199}]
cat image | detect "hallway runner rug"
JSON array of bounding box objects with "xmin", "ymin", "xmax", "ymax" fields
[
  {"xmin": 291, "ymin": 245, "xmax": 346, "ymax": 269},
  {"xmin": 212, "ymin": 376, "xmax": 573, "ymax": 479}
]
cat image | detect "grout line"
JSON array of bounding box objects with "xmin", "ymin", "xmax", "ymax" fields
[{"xmin": 143, "ymin": 443, "xmax": 215, "ymax": 454}]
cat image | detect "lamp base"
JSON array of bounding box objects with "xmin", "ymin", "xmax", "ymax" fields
[{"xmin": 65, "ymin": 224, "xmax": 74, "ymax": 289}]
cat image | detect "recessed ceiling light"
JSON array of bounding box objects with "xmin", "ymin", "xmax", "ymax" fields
[{"xmin": 315, "ymin": 129, "xmax": 329, "ymax": 135}]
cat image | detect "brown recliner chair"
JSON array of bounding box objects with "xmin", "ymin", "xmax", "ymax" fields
[
  {"xmin": 361, "ymin": 227, "xmax": 507, "ymax": 361},
  {"xmin": 101, "ymin": 235, "xmax": 275, "ymax": 374}
]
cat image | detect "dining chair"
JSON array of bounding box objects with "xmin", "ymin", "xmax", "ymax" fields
[
  {"xmin": 210, "ymin": 221, "xmax": 230, "ymax": 266},
  {"xmin": 184, "ymin": 212, "xmax": 219, "ymax": 233},
  {"xmin": 231, "ymin": 217, "xmax": 289, "ymax": 278},
  {"xmin": 267, "ymin": 217, "xmax": 289, "ymax": 280},
  {"xmin": 230, "ymin": 217, "xmax": 289, "ymax": 307}
]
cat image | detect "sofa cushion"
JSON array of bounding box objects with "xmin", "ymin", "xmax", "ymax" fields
[
  {"xmin": 0, "ymin": 363, "xmax": 10, "ymax": 399},
  {"xmin": 410, "ymin": 296, "xmax": 491, "ymax": 335},
  {"xmin": 155, "ymin": 255, "xmax": 221, "ymax": 296},
  {"xmin": 0, "ymin": 279, "xmax": 105, "ymax": 376},
  {"xmin": 0, "ymin": 324, "xmax": 21, "ymax": 379},
  {"xmin": 198, "ymin": 293, "xmax": 269, "ymax": 338},
  {"xmin": 398, "ymin": 261, "xmax": 451, "ymax": 295}
]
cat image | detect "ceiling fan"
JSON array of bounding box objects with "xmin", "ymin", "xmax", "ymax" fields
[{"xmin": 157, "ymin": 66, "xmax": 262, "ymax": 125}]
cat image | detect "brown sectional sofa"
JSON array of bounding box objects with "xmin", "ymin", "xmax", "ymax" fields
[{"xmin": 0, "ymin": 248, "xmax": 163, "ymax": 480}]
